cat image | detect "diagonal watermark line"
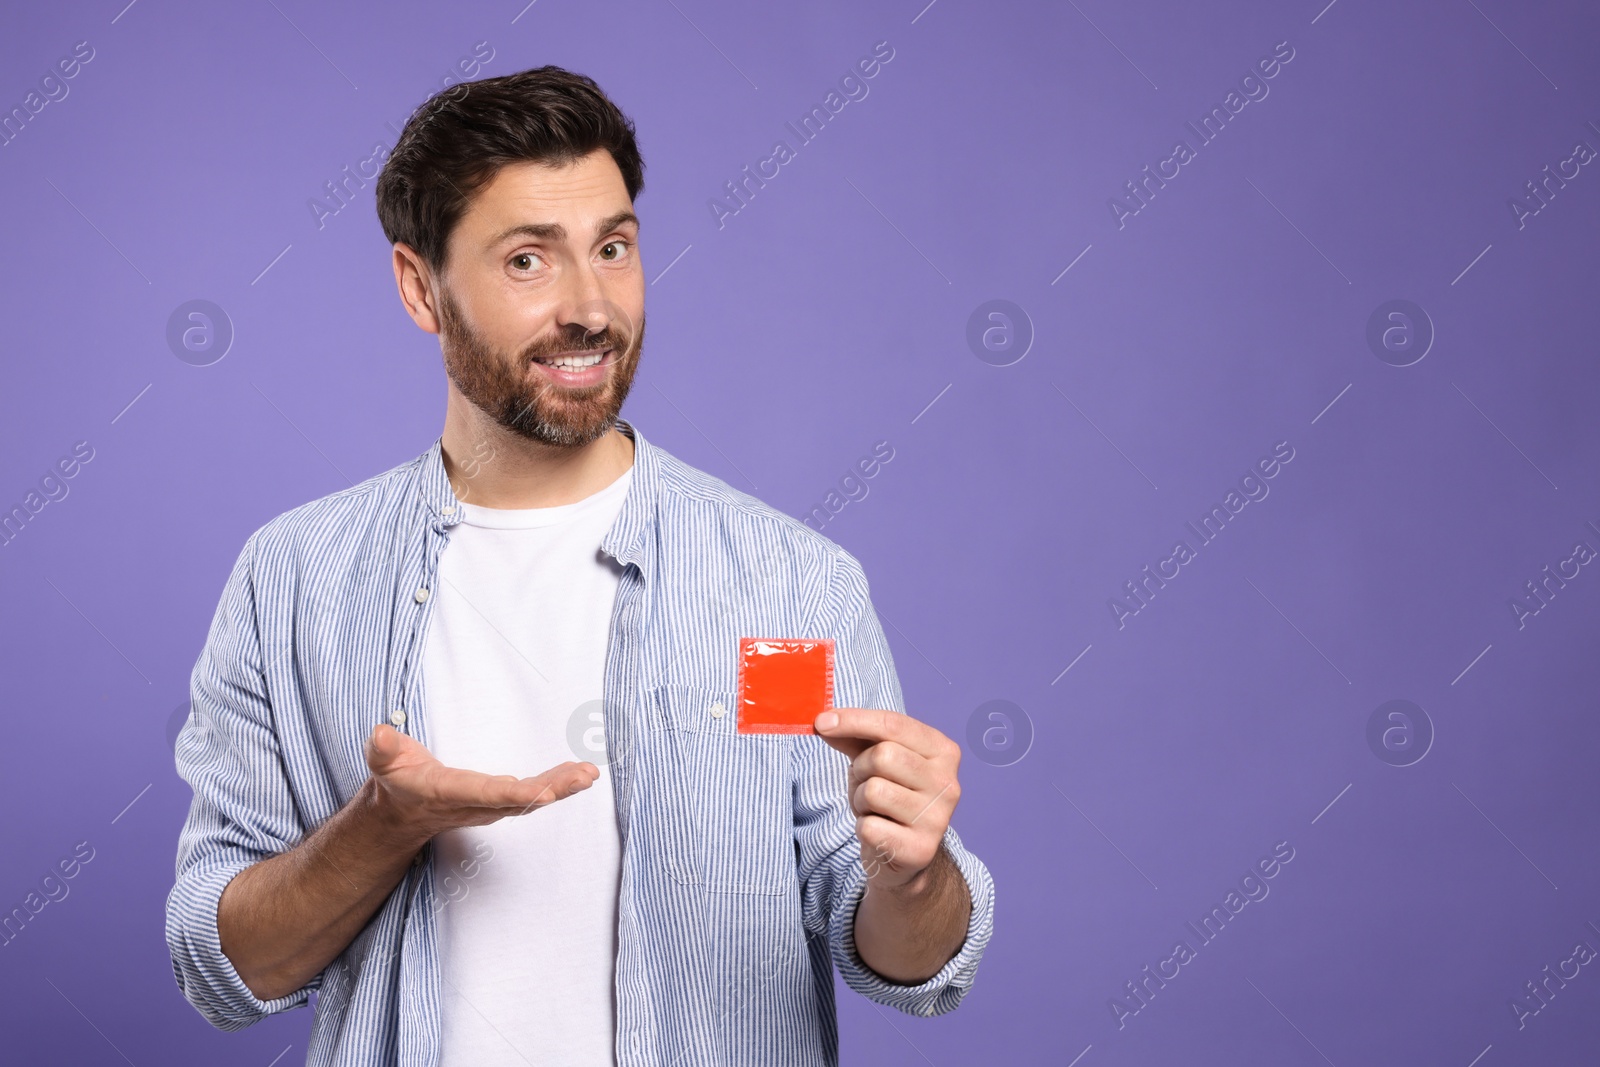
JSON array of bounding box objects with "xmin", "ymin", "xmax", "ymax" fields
[
  {"xmin": 440, "ymin": 972, "xmax": 540, "ymax": 1066},
  {"xmin": 1051, "ymin": 643, "xmax": 1093, "ymax": 685},
  {"xmin": 878, "ymin": 611, "xmax": 953, "ymax": 685},
  {"xmin": 252, "ymin": 243, "xmax": 293, "ymax": 286},
  {"xmin": 844, "ymin": 175, "xmax": 951, "ymax": 284},
  {"xmin": 1451, "ymin": 382, "xmax": 1558, "ymax": 489},
  {"xmin": 1453, "ymin": 781, "xmax": 1558, "ymax": 889},
  {"xmin": 45, "ymin": 977, "xmax": 139, "ymax": 1066},
  {"xmin": 1066, "ymin": 1044, "xmax": 1093, "ymax": 1067},
  {"xmin": 510, "ymin": 0, "xmax": 540, "ymax": 23},
  {"xmin": 650, "ymin": 244, "xmax": 693, "ymax": 285},
  {"xmin": 1311, "ymin": 783, "xmax": 1352, "ymax": 825},
  {"xmin": 1050, "ymin": 382, "xmax": 1159, "ymax": 489},
  {"xmin": 298, "ymin": 825, "xmax": 366, "ymax": 895},
  {"xmin": 1244, "ymin": 576, "xmax": 1352, "ymax": 685},
  {"xmin": 662, "ymin": 0, "xmax": 758, "ymax": 89},
  {"xmin": 1311, "ymin": 0, "xmax": 1339, "ymax": 24},
  {"xmin": 697, "ymin": 940, "xmax": 797, "ymax": 1043},
  {"xmin": 1051, "ymin": 244, "xmax": 1093, "ymax": 285},
  {"xmin": 1465, "ymin": 1044, "xmax": 1492, "ymax": 1067},
  {"xmin": 1065, "ymin": 0, "xmax": 1158, "ymax": 90},
  {"xmin": 910, "ymin": 0, "xmax": 939, "ymax": 24},
  {"xmin": 42, "ymin": 574, "xmax": 152, "ymax": 685},
  {"xmin": 252, "ymin": 381, "xmax": 356, "ymax": 485},
  {"xmin": 869, "ymin": 1003, "xmax": 939, "ymax": 1065},
  {"xmin": 1451, "ymin": 243, "xmax": 1492, "ymax": 285},
  {"xmin": 264, "ymin": 0, "xmax": 358, "ymax": 89},
  {"xmin": 909, "ymin": 781, "xmax": 954, "ymax": 826},
  {"xmin": 1052, "ymin": 783, "xmax": 1160, "ymax": 890},
  {"xmin": 1246, "ymin": 977, "xmax": 1338, "ymax": 1066},
  {"xmin": 650, "ymin": 382, "xmax": 758, "ymax": 489},
  {"xmin": 911, "ymin": 383, "xmax": 952, "ymax": 425},
  {"xmin": 1464, "ymin": 0, "xmax": 1558, "ymax": 90},
  {"xmin": 437, "ymin": 572, "xmax": 551, "ymax": 684},
  {"xmin": 111, "ymin": 383, "xmax": 153, "ymax": 425},
  {"xmin": 1451, "ymin": 643, "xmax": 1492, "ymax": 686},
  {"xmin": 1244, "ymin": 177, "xmax": 1352, "ymax": 285},
  {"xmin": 111, "ymin": 783, "xmax": 153, "ymax": 825},
  {"xmin": 265, "ymin": 1045, "xmax": 295, "ymax": 1067},
  {"xmin": 634, "ymin": 542, "xmax": 812, "ymax": 695},
  {"xmin": 1311, "ymin": 383, "xmax": 1351, "ymax": 425},
  {"xmin": 45, "ymin": 177, "xmax": 152, "ymax": 285},
  {"xmin": 111, "ymin": 0, "xmax": 140, "ymax": 23}
]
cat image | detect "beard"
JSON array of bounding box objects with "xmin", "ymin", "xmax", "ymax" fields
[{"xmin": 437, "ymin": 286, "xmax": 644, "ymax": 448}]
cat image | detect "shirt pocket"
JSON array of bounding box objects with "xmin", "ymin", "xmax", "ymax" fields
[{"xmin": 635, "ymin": 682, "xmax": 794, "ymax": 895}]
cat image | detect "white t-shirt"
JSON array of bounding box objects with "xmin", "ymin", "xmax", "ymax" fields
[{"xmin": 422, "ymin": 462, "xmax": 633, "ymax": 1066}]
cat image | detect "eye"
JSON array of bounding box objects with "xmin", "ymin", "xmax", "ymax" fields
[
  {"xmin": 598, "ymin": 239, "xmax": 630, "ymax": 263},
  {"xmin": 509, "ymin": 251, "xmax": 544, "ymax": 273}
]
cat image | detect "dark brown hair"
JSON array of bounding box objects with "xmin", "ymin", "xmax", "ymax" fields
[{"xmin": 375, "ymin": 65, "xmax": 645, "ymax": 275}]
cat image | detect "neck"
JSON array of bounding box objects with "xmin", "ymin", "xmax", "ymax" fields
[{"xmin": 440, "ymin": 390, "xmax": 635, "ymax": 509}]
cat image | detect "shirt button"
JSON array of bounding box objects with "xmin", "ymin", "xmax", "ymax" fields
[
  {"xmin": 441, "ymin": 505, "xmax": 456, "ymax": 515},
  {"xmin": 414, "ymin": 587, "xmax": 431, "ymax": 604},
  {"xmin": 389, "ymin": 709, "xmax": 407, "ymax": 726},
  {"xmin": 709, "ymin": 701, "xmax": 726, "ymax": 719}
]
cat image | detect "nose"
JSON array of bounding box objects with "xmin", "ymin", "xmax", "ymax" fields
[{"xmin": 557, "ymin": 263, "xmax": 613, "ymax": 343}]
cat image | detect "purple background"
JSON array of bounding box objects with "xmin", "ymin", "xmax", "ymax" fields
[{"xmin": 3, "ymin": 0, "xmax": 1598, "ymax": 1063}]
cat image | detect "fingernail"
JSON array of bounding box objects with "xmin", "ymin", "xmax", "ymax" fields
[{"xmin": 816, "ymin": 711, "xmax": 838, "ymax": 730}]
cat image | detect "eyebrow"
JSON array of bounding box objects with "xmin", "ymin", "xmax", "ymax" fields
[{"xmin": 487, "ymin": 210, "xmax": 640, "ymax": 249}]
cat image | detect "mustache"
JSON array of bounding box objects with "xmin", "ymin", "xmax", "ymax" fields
[{"xmin": 522, "ymin": 324, "xmax": 630, "ymax": 361}]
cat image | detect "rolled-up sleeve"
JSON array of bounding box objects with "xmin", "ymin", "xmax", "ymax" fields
[
  {"xmin": 166, "ymin": 529, "xmax": 319, "ymax": 1030},
  {"xmin": 793, "ymin": 547, "xmax": 995, "ymax": 1018}
]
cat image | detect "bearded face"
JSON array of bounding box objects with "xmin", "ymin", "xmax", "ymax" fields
[{"xmin": 437, "ymin": 284, "xmax": 645, "ymax": 449}]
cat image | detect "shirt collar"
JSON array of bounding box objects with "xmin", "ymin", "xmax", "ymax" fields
[{"xmin": 416, "ymin": 414, "xmax": 658, "ymax": 577}]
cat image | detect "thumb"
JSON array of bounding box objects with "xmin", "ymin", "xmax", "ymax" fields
[{"xmin": 366, "ymin": 723, "xmax": 397, "ymax": 769}]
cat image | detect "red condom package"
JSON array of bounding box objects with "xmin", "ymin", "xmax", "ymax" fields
[{"xmin": 735, "ymin": 637, "xmax": 835, "ymax": 735}]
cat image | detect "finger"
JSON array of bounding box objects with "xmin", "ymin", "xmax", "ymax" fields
[
  {"xmin": 850, "ymin": 741, "xmax": 938, "ymax": 795},
  {"xmin": 458, "ymin": 789, "xmax": 554, "ymax": 822},
  {"xmin": 408, "ymin": 759, "xmax": 599, "ymax": 825},
  {"xmin": 850, "ymin": 775, "xmax": 925, "ymax": 823},
  {"xmin": 508, "ymin": 763, "xmax": 601, "ymax": 814},
  {"xmin": 426, "ymin": 766, "xmax": 532, "ymax": 809},
  {"xmin": 815, "ymin": 707, "xmax": 947, "ymax": 760},
  {"xmin": 497, "ymin": 762, "xmax": 600, "ymax": 814},
  {"xmin": 852, "ymin": 776, "xmax": 957, "ymax": 829},
  {"xmin": 424, "ymin": 761, "xmax": 591, "ymax": 810}
]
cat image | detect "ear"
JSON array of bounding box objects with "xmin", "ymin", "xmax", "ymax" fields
[{"xmin": 393, "ymin": 242, "xmax": 443, "ymax": 335}]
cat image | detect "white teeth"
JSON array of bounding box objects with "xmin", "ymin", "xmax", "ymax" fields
[{"xmin": 537, "ymin": 351, "xmax": 605, "ymax": 370}]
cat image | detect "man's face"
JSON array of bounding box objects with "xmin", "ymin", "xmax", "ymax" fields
[{"xmin": 431, "ymin": 148, "xmax": 646, "ymax": 448}]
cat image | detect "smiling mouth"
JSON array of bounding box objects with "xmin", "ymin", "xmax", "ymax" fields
[
  {"xmin": 527, "ymin": 347, "xmax": 617, "ymax": 387},
  {"xmin": 531, "ymin": 348, "xmax": 613, "ymax": 369}
]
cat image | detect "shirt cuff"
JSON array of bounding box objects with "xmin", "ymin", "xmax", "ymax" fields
[
  {"xmin": 166, "ymin": 858, "xmax": 318, "ymax": 1031},
  {"xmin": 828, "ymin": 825, "xmax": 995, "ymax": 1017}
]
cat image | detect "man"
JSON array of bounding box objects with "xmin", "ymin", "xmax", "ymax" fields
[{"xmin": 166, "ymin": 65, "xmax": 994, "ymax": 1066}]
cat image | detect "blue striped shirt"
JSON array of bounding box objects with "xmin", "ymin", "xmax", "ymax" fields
[{"xmin": 166, "ymin": 416, "xmax": 995, "ymax": 1066}]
